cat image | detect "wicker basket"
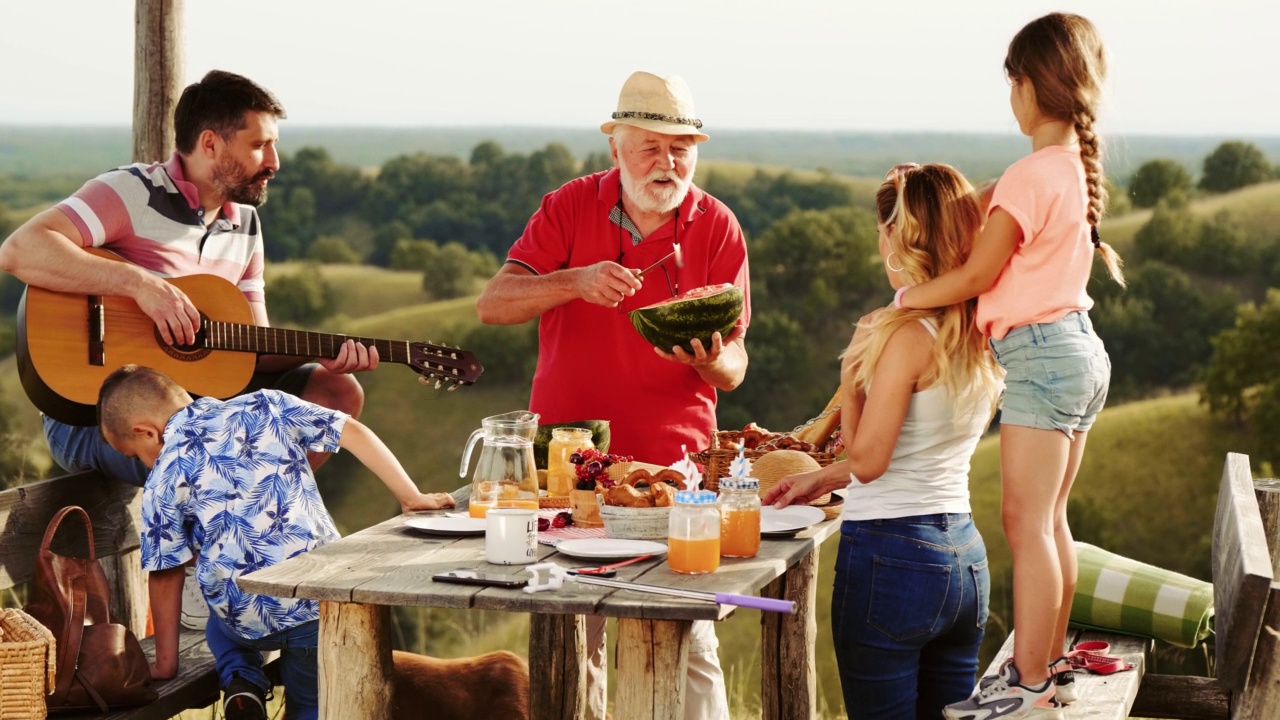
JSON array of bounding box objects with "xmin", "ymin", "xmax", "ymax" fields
[
  {"xmin": 692, "ymin": 430, "xmax": 835, "ymax": 492},
  {"xmin": 599, "ymin": 504, "xmax": 672, "ymax": 540},
  {"xmin": 0, "ymin": 608, "xmax": 56, "ymax": 720}
]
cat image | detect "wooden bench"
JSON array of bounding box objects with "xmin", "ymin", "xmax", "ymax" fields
[
  {"xmin": 1, "ymin": 471, "xmax": 232, "ymax": 719},
  {"xmin": 985, "ymin": 453, "xmax": 1280, "ymax": 719}
]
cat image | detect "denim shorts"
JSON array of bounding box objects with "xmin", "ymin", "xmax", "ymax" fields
[
  {"xmin": 989, "ymin": 311, "xmax": 1111, "ymax": 439},
  {"xmin": 831, "ymin": 514, "xmax": 989, "ymax": 720}
]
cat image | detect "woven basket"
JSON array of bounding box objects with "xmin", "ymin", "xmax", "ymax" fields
[
  {"xmin": 0, "ymin": 608, "xmax": 56, "ymax": 720},
  {"xmin": 692, "ymin": 431, "xmax": 835, "ymax": 492},
  {"xmin": 599, "ymin": 504, "xmax": 672, "ymax": 540}
]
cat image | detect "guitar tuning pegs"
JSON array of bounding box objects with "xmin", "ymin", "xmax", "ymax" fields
[
  {"xmin": 447, "ymin": 384, "xmax": 457, "ymax": 392},
  {"xmin": 434, "ymin": 379, "xmax": 443, "ymax": 390},
  {"xmin": 417, "ymin": 376, "xmax": 431, "ymax": 386}
]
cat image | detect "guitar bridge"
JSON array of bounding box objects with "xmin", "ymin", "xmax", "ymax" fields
[{"xmin": 88, "ymin": 295, "xmax": 104, "ymax": 366}]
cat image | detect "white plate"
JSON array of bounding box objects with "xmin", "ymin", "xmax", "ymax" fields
[
  {"xmin": 554, "ymin": 539, "xmax": 668, "ymax": 560},
  {"xmin": 405, "ymin": 516, "xmax": 487, "ymax": 536},
  {"xmin": 760, "ymin": 505, "xmax": 826, "ymax": 536}
]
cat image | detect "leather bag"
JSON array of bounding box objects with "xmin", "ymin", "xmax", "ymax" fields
[{"xmin": 24, "ymin": 506, "xmax": 157, "ymax": 713}]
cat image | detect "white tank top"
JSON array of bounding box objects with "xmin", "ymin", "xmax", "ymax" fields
[{"xmin": 841, "ymin": 319, "xmax": 995, "ymax": 521}]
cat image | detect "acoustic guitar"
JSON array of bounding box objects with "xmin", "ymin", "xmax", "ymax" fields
[{"xmin": 17, "ymin": 253, "xmax": 484, "ymax": 426}]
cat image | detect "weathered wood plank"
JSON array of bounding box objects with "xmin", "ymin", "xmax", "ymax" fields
[
  {"xmin": 528, "ymin": 614, "xmax": 587, "ymax": 720},
  {"xmin": 0, "ymin": 472, "xmax": 142, "ymax": 589},
  {"xmin": 319, "ymin": 601, "xmax": 392, "ymax": 720},
  {"xmin": 614, "ymin": 618, "xmax": 690, "ymax": 720},
  {"xmin": 1239, "ymin": 479, "xmax": 1280, "ymax": 720},
  {"xmin": 99, "ymin": 627, "xmax": 219, "ymax": 720},
  {"xmin": 1131, "ymin": 674, "xmax": 1230, "ymax": 720},
  {"xmin": 761, "ymin": 542, "xmax": 819, "ymax": 720},
  {"xmin": 1214, "ymin": 453, "xmax": 1273, "ymax": 692},
  {"xmin": 983, "ymin": 629, "xmax": 1148, "ymax": 720}
]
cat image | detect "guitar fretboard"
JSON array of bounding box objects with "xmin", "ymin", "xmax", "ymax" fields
[{"xmin": 203, "ymin": 322, "xmax": 411, "ymax": 364}]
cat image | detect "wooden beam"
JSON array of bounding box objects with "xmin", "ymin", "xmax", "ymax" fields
[
  {"xmin": 133, "ymin": 0, "xmax": 185, "ymax": 163},
  {"xmin": 1237, "ymin": 479, "xmax": 1280, "ymax": 720},
  {"xmin": 1131, "ymin": 674, "xmax": 1230, "ymax": 720},
  {"xmin": 761, "ymin": 542, "xmax": 819, "ymax": 720},
  {"xmin": 528, "ymin": 613, "xmax": 587, "ymax": 720},
  {"xmin": 1213, "ymin": 453, "xmax": 1273, "ymax": 692},
  {"xmin": 319, "ymin": 601, "xmax": 393, "ymax": 720},
  {"xmin": 615, "ymin": 618, "xmax": 690, "ymax": 720}
]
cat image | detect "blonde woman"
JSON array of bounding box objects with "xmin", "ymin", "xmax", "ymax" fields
[{"xmin": 765, "ymin": 163, "xmax": 1003, "ymax": 720}]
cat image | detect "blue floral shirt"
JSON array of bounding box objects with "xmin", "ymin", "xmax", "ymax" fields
[{"xmin": 140, "ymin": 390, "xmax": 348, "ymax": 640}]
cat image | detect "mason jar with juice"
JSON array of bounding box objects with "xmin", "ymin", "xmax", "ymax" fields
[
  {"xmin": 547, "ymin": 427, "xmax": 594, "ymax": 497},
  {"xmin": 668, "ymin": 490, "xmax": 720, "ymax": 574},
  {"xmin": 718, "ymin": 477, "xmax": 761, "ymax": 558}
]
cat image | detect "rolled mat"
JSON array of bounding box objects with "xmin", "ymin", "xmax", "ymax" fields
[{"xmin": 1071, "ymin": 541, "xmax": 1214, "ymax": 648}]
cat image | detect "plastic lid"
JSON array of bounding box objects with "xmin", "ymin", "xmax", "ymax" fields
[
  {"xmin": 720, "ymin": 477, "xmax": 760, "ymax": 492},
  {"xmin": 675, "ymin": 490, "xmax": 718, "ymax": 505}
]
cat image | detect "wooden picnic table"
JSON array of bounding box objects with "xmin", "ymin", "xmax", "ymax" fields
[{"xmin": 238, "ymin": 487, "xmax": 840, "ymax": 720}]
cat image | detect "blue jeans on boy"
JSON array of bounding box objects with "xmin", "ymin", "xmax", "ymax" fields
[
  {"xmin": 206, "ymin": 612, "xmax": 319, "ymax": 720},
  {"xmin": 831, "ymin": 514, "xmax": 989, "ymax": 720}
]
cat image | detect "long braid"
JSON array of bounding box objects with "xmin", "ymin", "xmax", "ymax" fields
[{"xmin": 1074, "ymin": 109, "xmax": 1126, "ymax": 286}]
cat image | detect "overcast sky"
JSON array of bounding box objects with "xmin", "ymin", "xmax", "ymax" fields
[{"xmin": 2, "ymin": 0, "xmax": 1276, "ymax": 136}]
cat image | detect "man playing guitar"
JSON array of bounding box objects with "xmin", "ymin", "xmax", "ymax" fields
[{"xmin": 0, "ymin": 70, "xmax": 377, "ymax": 489}]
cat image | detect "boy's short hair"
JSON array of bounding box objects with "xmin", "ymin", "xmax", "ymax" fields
[
  {"xmin": 97, "ymin": 365, "xmax": 185, "ymax": 441},
  {"xmin": 173, "ymin": 70, "xmax": 287, "ymax": 154}
]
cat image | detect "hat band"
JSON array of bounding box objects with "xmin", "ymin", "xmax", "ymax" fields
[{"xmin": 611, "ymin": 111, "xmax": 703, "ymax": 129}]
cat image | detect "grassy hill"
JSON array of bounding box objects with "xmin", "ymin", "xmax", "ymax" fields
[{"xmin": 1101, "ymin": 180, "xmax": 1280, "ymax": 253}]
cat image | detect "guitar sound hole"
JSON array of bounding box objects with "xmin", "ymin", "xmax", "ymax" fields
[{"xmin": 154, "ymin": 314, "xmax": 213, "ymax": 362}]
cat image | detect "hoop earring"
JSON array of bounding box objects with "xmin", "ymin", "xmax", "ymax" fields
[{"xmin": 885, "ymin": 252, "xmax": 904, "ymax": 273}]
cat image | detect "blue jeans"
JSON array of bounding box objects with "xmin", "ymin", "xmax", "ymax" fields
[
  {"xmin": 831, "ymin": 514, "xmax": 989, "ymax": 720},
  {"xmin": 206, "ymin": 613, "xmax": 318, "ymax": 720}
]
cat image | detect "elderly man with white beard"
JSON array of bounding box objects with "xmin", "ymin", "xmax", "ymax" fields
[{"xmin": 476, "ymin": 70, "xmax": 750, "ymax": 720}]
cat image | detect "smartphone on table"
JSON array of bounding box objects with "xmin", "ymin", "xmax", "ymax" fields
[{"xmin": 432, "ymin": 570, "xmax": 527, "ymax": 589}]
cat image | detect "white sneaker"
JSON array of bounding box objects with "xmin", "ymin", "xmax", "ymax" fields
[{"xmin": 180, "ymin": 566, "xmax": 209, "ymax": 630}]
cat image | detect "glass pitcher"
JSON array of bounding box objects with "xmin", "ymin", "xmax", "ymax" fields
[{"xmin": 459, "ymin": 410, "xmax": 540, "ymax": 518}]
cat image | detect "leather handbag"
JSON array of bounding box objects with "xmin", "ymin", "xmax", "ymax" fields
[{"xmin": 23, "ymin": 506, "xmax": 158, "ymax": 713}]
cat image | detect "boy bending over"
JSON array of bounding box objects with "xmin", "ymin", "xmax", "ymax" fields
[{"xmin": 97, "ymin": 364, "xmax": 455, "ymax": 720}]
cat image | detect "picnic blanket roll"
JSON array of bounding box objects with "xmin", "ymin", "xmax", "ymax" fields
[{"xmin": 1071, "ymin": 541, "xmax": 1214, "ymax": 648}]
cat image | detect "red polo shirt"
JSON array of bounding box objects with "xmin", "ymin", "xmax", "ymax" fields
[{"xmin": 507, "ymin": 169, "xmax": 751, "ymax": 464}]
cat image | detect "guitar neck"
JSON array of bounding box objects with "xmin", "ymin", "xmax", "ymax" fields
[{"xmin": 204, "ymin": 321, "xmax": 411, "ymax": 364}]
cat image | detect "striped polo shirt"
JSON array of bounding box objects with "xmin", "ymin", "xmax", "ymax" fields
[{"xmin": 55, "ymin": 153, "xmax": 266, "ymax": 303}]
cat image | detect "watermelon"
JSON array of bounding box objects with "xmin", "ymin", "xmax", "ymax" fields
[
  {"xmin": 533, "ymin": 420, "xmax": 612, "ymax": 470},
  {"xmin": 628, "ymin": 283, "xmax": 744, "ymax": 354}
]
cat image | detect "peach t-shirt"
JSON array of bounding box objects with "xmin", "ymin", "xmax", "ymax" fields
[{"xmin": 977, "ymin": 145, "xmax": 1095, "ymax": 340}]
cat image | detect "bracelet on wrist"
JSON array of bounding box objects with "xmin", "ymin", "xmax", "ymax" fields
[{"xmin": 893, "ymin": 285, "xmax": 910, "ymax": 309}]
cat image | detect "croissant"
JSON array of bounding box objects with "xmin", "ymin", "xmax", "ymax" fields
[
  {"xmin": 651, "ymin": 482, "xmax": 676, "ymax": 507},
  {"xmin": 605, "ymin": 484, "xmax": 654, "ymax": 508}
]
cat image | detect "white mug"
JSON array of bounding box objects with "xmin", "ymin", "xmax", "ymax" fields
[{"xmin": 485, "ymin": 508, "xmax": 539, "ymax": 565}]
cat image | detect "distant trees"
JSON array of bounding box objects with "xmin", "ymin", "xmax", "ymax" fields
[
  {"xmin": 267, "ymin": 268, "xmax": 338, "ymax": 326},
  {"xmin": 1202, "ymin": 290, "xmax": 1280, "ymax": 468},
  {"xmin": 1199, "ymin": 141, "xmax": 1272, "ymax": 193},
  {"xmin": 1129, "ymin": 159, "xmax": 1193, "ymax": 208}
]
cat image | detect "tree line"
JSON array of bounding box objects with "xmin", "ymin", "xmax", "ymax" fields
[{"xmin": 0, "ymin": 139, "xmax": 1275, "ymax": 472}]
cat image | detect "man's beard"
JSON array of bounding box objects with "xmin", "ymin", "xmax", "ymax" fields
[
  {"xmin": 212, "ymin": 155, "xmax": 273, "ymax": 207},
  {"xmin": 620, "ymin": 164, "xmax": 693, "ymax": 215}
]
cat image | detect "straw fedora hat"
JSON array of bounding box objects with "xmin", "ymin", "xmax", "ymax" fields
[{"xmin": 600, "ymin": 71, "xmax": 709, "ymax": 142}]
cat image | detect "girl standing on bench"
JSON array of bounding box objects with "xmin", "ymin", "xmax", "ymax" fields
[{"xmin": 896, "ymin": 13, "xmax": 1125, "ymax": 720}]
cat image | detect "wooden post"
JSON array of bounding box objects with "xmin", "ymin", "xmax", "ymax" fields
[
  {"xmin": 761, "ymin": 545, "xmax": 819, "ymax": 720},
  {"xmin": 319, "ymin": 601, "xmax": 393, "ymax": 720},
  {"xmin": 133, "ymin": 0, "xmax": 185, "ymax": 163},
  {"xmin": 529, "ymin": 613, "xmax": 588, "ymax": 720},
  {"xmin": 615, "ymin": 618, "xmax": 690, "ymax": 720}
]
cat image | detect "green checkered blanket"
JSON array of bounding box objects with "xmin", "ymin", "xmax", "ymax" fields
[{"xmin": 1071, "ymin": 542, "xmax": 1214, "ymax": 648}]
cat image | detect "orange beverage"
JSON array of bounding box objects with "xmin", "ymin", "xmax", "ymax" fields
[
  {"xmin": 468, "ymin": 501, "xmax": 494, "ymax": 518},
  {"xmin": 720, "ymin": 508, "xmax": 761, "ymax": 558},
  {"xmin": 667, "ymin": 537, "xmax": 721, "ymax": 574},
  {"xmin": 496, "ymin": 498, "xmax": 540, "ymax": 510}
]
